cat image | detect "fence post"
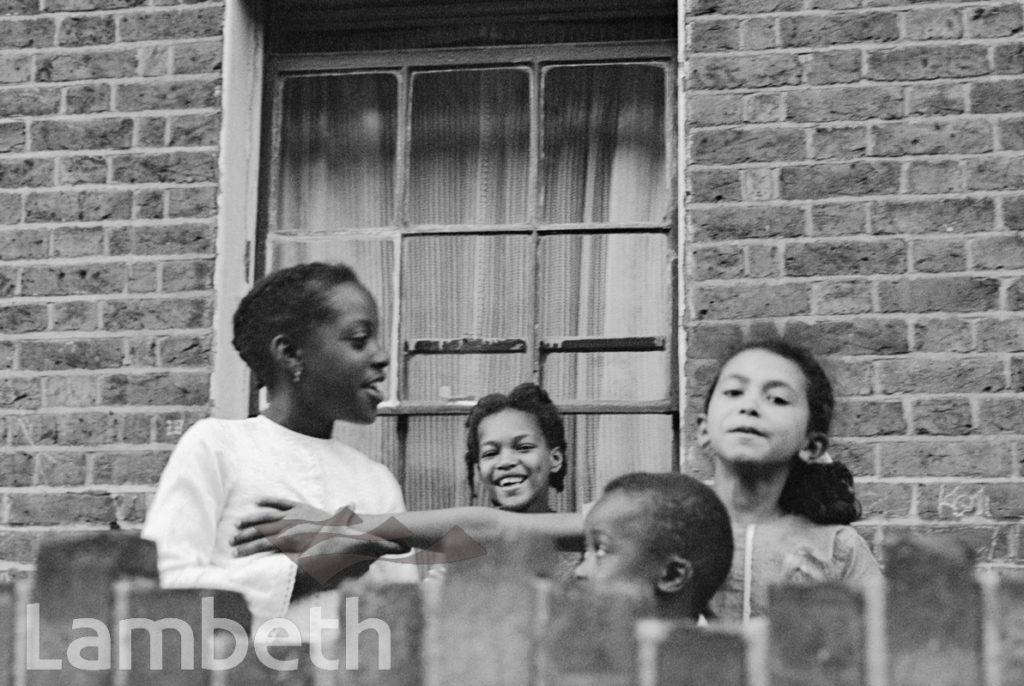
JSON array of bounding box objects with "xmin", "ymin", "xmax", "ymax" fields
[
  {"xmin": 885, "ymin": 535, "xmax": 982, "ymax": 686},
  {"xmin": 635, "ymin": 618, "xmax": 761, "ymax": 686},
  {"xmin": 338, "ymin": 581, "xmax": 424, "ymax": 686}
]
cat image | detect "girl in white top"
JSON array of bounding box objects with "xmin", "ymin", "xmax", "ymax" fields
[
  {"xmin": 142, "ymin": 263, "xmax": 417, "ymax": 630},
  {"xmin": 697, "ymin": 338, "xmax": 882, "ymax": 623}
]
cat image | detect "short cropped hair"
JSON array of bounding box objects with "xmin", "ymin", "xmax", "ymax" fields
[{"xmin": 602, "ymin": 472, "xmax": 733, "ymax": 616}]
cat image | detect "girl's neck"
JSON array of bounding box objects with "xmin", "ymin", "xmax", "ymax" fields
[
  {"xmin": 713, "ymin": 458, "xmax": 791, "ymax": 527},
  {"xmin": 262, "ymin": 400, "xmax": 334, "ymax": 439}
]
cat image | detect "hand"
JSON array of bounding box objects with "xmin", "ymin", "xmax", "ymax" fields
[{"xmin": 232, "ymin": 498, "xmax": 362, "ymax": 557}]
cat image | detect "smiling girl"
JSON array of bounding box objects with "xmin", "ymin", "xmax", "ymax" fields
[
  {"xmin": 465, "ymin": 383, "xmax": 566, "ymax": 513},
  {"xmin": 697, "ymin": 338, "xmax": 882, "ymax": 622}
]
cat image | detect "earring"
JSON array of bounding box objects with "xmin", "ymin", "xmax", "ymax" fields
[{"xmin": 292, "ymin": 367, "xmax": 303, "ymax": 384}]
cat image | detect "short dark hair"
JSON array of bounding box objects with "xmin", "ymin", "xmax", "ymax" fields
[
  {"xmin": 232, "ymin": 262, "xmax": 365, "ymax": 388},
  {"xmin": 464, "ymin": 382, "xmax": 567, "ymax": 494},
  {"xmin": 602, "ymin": 472, "xmax": 733, "ymax": 616},
  {"xmin": 703, "ymin": 337, "xmax": 861, "ymax": 525}
]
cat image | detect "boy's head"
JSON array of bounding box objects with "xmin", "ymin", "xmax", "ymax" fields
[{"xmin": 575, "ymin": 472, "xmax": 733, "ymax": 620}]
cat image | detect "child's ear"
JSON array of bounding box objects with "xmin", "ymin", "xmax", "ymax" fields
[
  {"xmin": 798, "ymin": 432, "xmax": 830, "ymax": 464},
  {"xmin": 657, "ymin": 555, "xmax": 694, "ymax": 595},
  {"xmin": 549, "ymin": 447, "xmax": 565, "ymax": 475},
  {"xmin": 270, "ymin": 334, "xmax": 303, "ymax": 382},
  {"xmin": 696, "ymin": 414, "xmax": 710, "ymax": 449}
]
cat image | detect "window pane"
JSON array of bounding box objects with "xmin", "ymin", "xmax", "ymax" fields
[
  {"xmin": 279, "ymin": 74, "xmax": 397, "ymax": 231},
  {"xmin": 270, "ymin": 235, "xmax": 398, "ymax": 401},
  {"xmin": 566, "ymin": 414, "xmax": 674, "ymax": 505},
  {"xmin": 404, "ymin": 354, "xmax": 532, "ymax": 402},
  {"xmin": 539, "ymin": 233, "xmax": 670, "ymax": 401},
  {"xmin": 401, "ymin": 234, "xmax": 532, "ymax": 338},
  {"xmin": 409, "ymin": 69, "xmax": 529, "ymax": 225},
  {"xmin": 542, "ymin": 65, "xmax": 667, "ymax": 223},
  {"xmin": 404, "ymin": 416, "xmax": 472, "ymax": 510}
]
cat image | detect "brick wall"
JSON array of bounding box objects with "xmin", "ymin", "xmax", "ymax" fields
[
  {"xmin": 0, "ymin": 0, "xmax": 223, "ymax": 576},
  {"xmin": 684, "ymin": 1, "xmax": 1024, "ymax": 568}
]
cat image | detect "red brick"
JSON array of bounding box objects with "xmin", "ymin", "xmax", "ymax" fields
[
  {"xmin": 811, "ymin": 125, "xmax": 867, "ymax": 160},
  {"xmin": 785, "ymin": 238, "xmax": 905, "ymax": 276},
  {"xmin": 26, "ymin": 190, "xmax": 131, "ymax": 223},
  {"xmin": 977, "ymin": 398, "xmax": 1024, "ymax": 433},
  {"xmin": 135, "ymin": 116, "xmax": 165, "ymax": 146},
  {"xmin": 102, "ymin": 297, "xmax": 211, "ymax": 330},
  {"xmin": 0, "ymin": 192, "xmax": 20, "ymax": 223},
  {"xmin": 912, "ymin": 397, "xmax": 973, "ymax": 435},
  {"xmin": 122, "ymin": 413, "xmax": 153, "ymax": 443},
  {"xmin": 691, "ymin": 126, "xmax": 804, "ymax": 164},
  {"xmin": 695, "ymin": 282, "xmax": 810, "ymax": 319},
  {"xmin": 45, "ymin": 0, "xmax": 145, "ymax": 8},
  {"xmin": 91, "ymin": 451, "xmax": 169, "ymax": 485},
  {"xmin": 58, "ymin": 14, "xmax": 114, "ymax": 46},
  {"xmin": 1013, "ymin": 356, "xmax": 1024, "ymax": 390},
  {"xmin": 685, "ymin": 322, "xmax": 743, "ymax": 359},
  {"xmin": 873, "ymin": 120, "xmax": 992, "ymax": 156},
  {"xmin": 37, "ymin": 49, "xmax": 136, "ymax": 81},
  {"xmin": 786, "ymin": 86, "xmax": 903, "ymax": 122},
  {"xmin": 978, "ymin": 319, "xmax": 1024, "ymax": 352},
  {"xmin": 0, "ymin": 342, "xmax": 13, "ymax": 370},
  {"xmin": 126, "ymin": 261, "xmax": 157, "ymax": 292},
  {"xmin": 7, "ymin": 492, "xmax": 115, "ymax": 525},
  {"xmin": 0, "ymin": 121, "xmax": 24, "ymax": 153},
  {"xmin": 0, "ymin": 305, "xmax": 47, "ymax": 334},
  {"xmin": 167, "ymin": 186, "xmax": 216, "ymax": 218},
  {"xmin": 780, "ymin": 161, "xmax": 899, "ymax": 199},
  {"xmin": 111, "ymin": 151, "xmax": 217, "ymax": 183},
  {"xmin": 159, "ymin": 334, "xmax": 211, "ymax": 366},
  {"xmin": 804, "ymin": 49, "xmax": 861, "ymax": 85},
  {"xmin": 689, "ymin": 169, "xmax": 741, "ymax": 203},
  {"xmin": 65, "ymin": 83, "xmax": 111, "ymax": 114},
  {"xmin": 110, "ymin": 223, "xmax": 214, "ymax": 255},
  {"xmin": 995, "ymin": 43, "xmax": 1024, "ymax": 74},
  {"xmin": 119, "ymin": 6, "xmax": 223, "ymax": 42},
  {"xmin": 813, "ymin": 280, "xmax": 873, "ymax": 314},
  {"xmin": 0, "ymin": 228, "xmax": 47, "ymax": 259},
  {"xmin": 1000, "ymin": 118, "xmax": 1024, "ymax": 150},
  {"xmin": 0, "ymin": 0, "xmax": 37, "ymax": 14},
  {"xmin": 858, "ymin": 481, "xmax": 913, "ymax": 517},
  {"xmin": 917, "ymin": 483, "xmax": 988, "ymax": 520},
  {"xmin": 878, "ymin": 440, "xmax": 1012, "ymax": 478},
  {"xmin": 986, "ymin": 482, "xmax": 1024, "ymax": 518},
  {"xmin": 740, "ymin": 16, "xmax": 775, "ymax": 50},
  {"xmin": 687, "ymin": 93, "xmax": 744, "ymax": 126},
  {"xmin": 911, "ymin": 238, "xmax": 967, "ymax": 273},
  {"xmin": 781, "ymin": 11, "xmax": 898, "ymax": 47},
  {"xmin": 0, "ymin": 158, "xmax": 52, "ymax": 188},
  {"xmin": 21, "ymin": 264, "xmax": 126, "ymax": 296},
  {"xmin": 168, "ymin": 112, "xmax": 219, "ymax": 146},
  {"xmin": 784, "ymin": 318, "xmax": 909, "ymax": 355},
  {"xmin": 0, "ymin": 529, "xmax": 42, "ymax": 565},
  {"xmin": 973, "ymin": 79, "xmax": 1024, "ymax": 114},
  {"xmin": 966, "ymin": 156, "xmax": 1024, "ymax": 191},
  {"xmin": 0, "ymin": 16, "xmax": 53, "ymax": 48},
  {"xmin": 689, "ymin": 53, "xmax": 801, "ymax": 89},
  {"xmin": 913, "ymin": 317, "xmax": 973, "ymax": 353},
  {"xmin": 132, "ymin": 189, "xmax": 164, "ymax": 219},
  {"xmin": 0, "ymin": 87, "xmax": 60, "ymax": 116},
  {"xmin": 44, "ymin": 375, "xmax": 99, "ymax": 407},
  {"xmin": 32, "ymin": 118, "xmax": 132, "ymax": 151},
  {"xmin": 747, "ymin": 244, "xmax": 779, "ymax": 277},
  {"xmin": 829, "ymin": 440, "xmax": 874, "ymax": 474},
  {"xmin": 743, "ymin": 92, "xmax": 784, "ymax": 123},
  {"xmin": 905, "ymin": 8, "xmax": 963, "ymax": 40},
  {"xmin": 161, "ymin": 259, "xmax": 214, "ymax": 291},
  {"xmin": 116, "ymin": 78, "xmax": 219, "ymax": 111},
  {"xmin": 137, "ymin": 45, "xmax": 170, "ymax": 77},
  {"xmin": 690, "ymin": 0, "xmax": 801, "ymax": 13},
  {"xmin": 8, "ymin": 414, "xmax": 58, "ymax": 446},
  {"xmin": 690, "ymin": 18, "xmax": 739, "ymax": 52},
  {"xmin": 51, "ymin": 301, "xmax": 99, "ymax": 331},
  {"xmin": 907, "ymin": 83, "xmax": 967, "ymax": 115},
  {"xmin": 58, "ymin": 156, "xmax": 108, "ymax": 185},
  {"xmin": 0, "ymin": 268, "xmax": 15, "ymax": 297},
  {"xmin": 972, "ymin": 235, "xmax": 1024, "ymax": 270},
  {"xmin": 690, "ymin": 205, "xmax": 805, "ymax": 241},
  {"xmin": 693, "ymin": 245, "xmax": 744, "ymax": 279},
  {"xmin": 867, "ymin": 45, "xmax": 989, "ymax": 81},
  {"xmin": 880, "ymin": 277, "xmax": 1000, "ymax": 313},
  {"xmin": 811, "ymin": 202, "xmax": 868, "ymax": 236},
  {"xmin": 873, "ymin": 199, "xmax": 995, "ymax": 235},
  {"xmin": 0, "ymin": 452, "xmax": 33, "ymax": 487},
  {"xmin": 0, "ymin": 378, "xmax": 41, "ymax": 410},
  {"xmin": 1012, "ymin": 278, "xmax": 1024, "ymax": 310},
  {"xmin": 966, "ymin": 4, "xmax": 1023, "ymax": 38},
  {"xmin": 100, "ymin": 371, "xmax": 209, "ymax": 406},
  {"xmin": 907, "ymin": 160, "xmax": 963, "ymax": 194},
  {"xmin": 173, "ymin": 40, "xmax": 222, "ymax": 75},
  {"xmin": 21, "ymin": 339, "xmax": 124, "ymax": 371},
  {"xmin": 833, "ymin": 399, "xmax": 907, "ymax": 436}
]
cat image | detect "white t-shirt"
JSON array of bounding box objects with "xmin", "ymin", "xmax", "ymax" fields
[{"xmin": 142, "ymin": 415, "xmax": 418, "ymax": 630}]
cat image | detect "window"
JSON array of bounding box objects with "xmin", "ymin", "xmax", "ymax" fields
[{"xmin": 257, "ymin": 2, "xmax": 678, "ymax": 511}]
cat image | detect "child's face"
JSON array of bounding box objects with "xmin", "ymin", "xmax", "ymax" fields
[
  {"xmin": 297, "ymin": 282, "xmax": 388, "ymax": 425},
  {"xmin": 475, "ymin": 408, "xmax": 563, "ymax": 513},
  {"xmin": 575, "ymin": 491, "xmax": 662, "ymax": 587},
  {"xmin": 698, "ymin": 348, "xmax": 816, "ymax": 466}
]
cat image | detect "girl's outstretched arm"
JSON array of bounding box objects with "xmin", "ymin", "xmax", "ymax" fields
[{"xmin": 231, "ymin": 500, "xmax": 584, "ymax": 558}]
